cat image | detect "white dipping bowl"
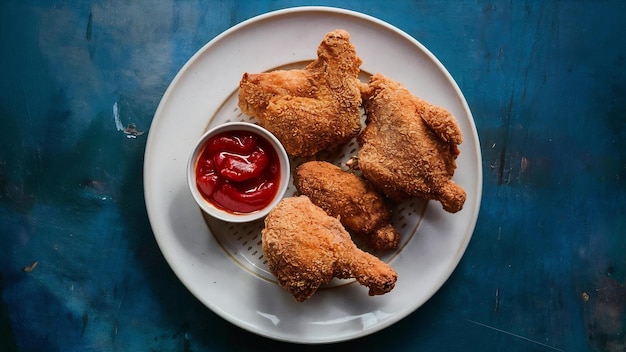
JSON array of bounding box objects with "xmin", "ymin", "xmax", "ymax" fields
[{"xmin": 187, "ymin": 122, "xmax": 290, "ymax": 223}]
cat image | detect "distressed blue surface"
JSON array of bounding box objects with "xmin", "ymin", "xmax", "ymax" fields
[{"xmin": 1, "ymin": 1, "xmax": 625, "ymax": 351}]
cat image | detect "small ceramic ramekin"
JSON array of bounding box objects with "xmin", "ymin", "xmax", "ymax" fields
[{"xmin": 187, "ymin": 122, "xmax": 290, "ymax": 222}]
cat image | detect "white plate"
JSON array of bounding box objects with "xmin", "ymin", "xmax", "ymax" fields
[{"xmin": 144, "ymin": 6, "xmax": 482, "ymax": 344}]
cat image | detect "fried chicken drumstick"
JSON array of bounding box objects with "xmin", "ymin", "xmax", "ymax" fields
[
  {"xmin": 294, "ymin": 161, "xmax": 400, "ymax": 251},
  {"xmin": 238, "ymin": 30, "xmax": 363, "ymax": 157},
  {"xmin": 262, "ymin": 196, "xmax": 397, "ymax": 302},
  {"xmin": 358, "ymin": 73, "xmax": 466, "ymax": 213}
]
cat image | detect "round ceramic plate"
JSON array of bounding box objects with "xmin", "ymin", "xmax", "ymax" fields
[{"xmin": 144, "ymin": 6, "xmax": 482, "ymax": 344}]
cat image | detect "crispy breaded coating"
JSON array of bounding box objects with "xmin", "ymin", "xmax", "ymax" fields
[
  {"xmin": 262, "ymin": 196, "xmax": 397, "ymax": 302},
  {"xmin": 238, "ymin": 30, "xmax": 362, "ymax": 157},
  {"xmin": 294, "ymin": 161, "xmax": 400, "ymax": 251},
  {"xmin": 358, "ymin": 73, "xmax": 466, "ymax": 213}
]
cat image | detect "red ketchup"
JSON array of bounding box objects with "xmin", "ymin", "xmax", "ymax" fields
[{"xmin": 195, "ymin": 130, "xmax": 281, "ymax": 214}]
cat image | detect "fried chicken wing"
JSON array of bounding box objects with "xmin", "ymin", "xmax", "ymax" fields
[
  {"xmin": 238, "ymin": 30, "xmax": 363, "ymax": 157},
  {"xmin": 294, "ymin": 161, "xmax": 400, "ymax": 251},
  {"xmin": 357, "ymin": 73, "xmax": 466, "ymax": 213},
  {"xmin": 262, "ymin": 196, "xmax": 397, "ymax": 302}
]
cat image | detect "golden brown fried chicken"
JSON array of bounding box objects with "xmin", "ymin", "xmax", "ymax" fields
[
  {"xmin": 357, "ymin": 73, "xmax": 466, "ymax": 213},
  {"xmin": 294, "ymin": 161, "xmax": 400, "ymax": 251},
  {"xmin": 238, "ymin": 30, "xmax": 363, "ymax": 157},
  {"xmin": 262, "ymin": 196, "xmax": 397, "ymax": 302}
]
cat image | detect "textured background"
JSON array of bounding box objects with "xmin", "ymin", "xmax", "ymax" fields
[{"xmin": 1, "ymin": 1, "xmax": 625, "ymax": 351}]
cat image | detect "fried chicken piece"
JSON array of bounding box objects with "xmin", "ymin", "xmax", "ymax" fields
[
  {"xmin": 238, "ymin": 29, "xmax": 362, "ymax": 157},
  {"xmin": 262, "ymin": 196, "xmax": 397, "ymax": 302},
  {"xmin": 357, "ymin": 73, "xmax": 466, "ymax": 213},
  {"xmin": 294, "ymin": 161, "xmax": 400, "ymax": 251}
]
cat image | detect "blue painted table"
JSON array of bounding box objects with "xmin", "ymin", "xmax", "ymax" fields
[{"xmin": 1, "ymin": 1, "xmax": 625, "ymax": 351}]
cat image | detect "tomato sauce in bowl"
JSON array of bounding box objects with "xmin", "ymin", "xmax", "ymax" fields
[
  {"xmin": 195, "ymin": 131, "xmax": 281, "ymax": 213},
  {"xmin": 188, "ymin": 122, "xmax": 290, "ymax": 222}
]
